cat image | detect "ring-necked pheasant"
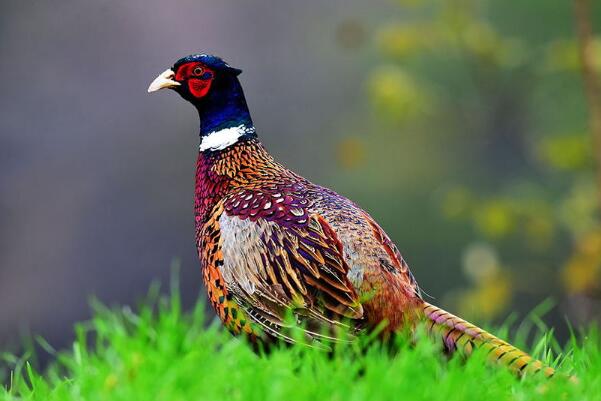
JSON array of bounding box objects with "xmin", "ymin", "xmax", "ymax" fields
[{"xmin": 148, "ymin": 54, "xmax": 555, "ymax": 378}]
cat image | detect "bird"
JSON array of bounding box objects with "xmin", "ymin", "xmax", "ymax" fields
[{"xmin": 148, "ymin": 53, "xmax": 555, "ymax": 378}]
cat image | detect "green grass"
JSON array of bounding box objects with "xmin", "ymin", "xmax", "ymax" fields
[{"xmin": 1, "ymin": 283, "xmax": 600, "ymax": 401}]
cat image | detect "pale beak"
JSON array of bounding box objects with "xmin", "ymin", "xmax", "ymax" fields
[{"xmin": 147, "ymin": 68, "xmax": 181, "ymax": 93}]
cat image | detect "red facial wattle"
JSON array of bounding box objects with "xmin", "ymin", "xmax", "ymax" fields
[
  {"xmin": 174, "ymin": 62, "xmax": 215, "ymax": 99},
  {"xmin": 189, "ymin": 78, "xmax": 213, "ymax": 98}
]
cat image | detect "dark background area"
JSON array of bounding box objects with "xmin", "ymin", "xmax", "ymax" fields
[{"xmin": 1, "ymin": 0, "xmax": 600, "ymax": 355}]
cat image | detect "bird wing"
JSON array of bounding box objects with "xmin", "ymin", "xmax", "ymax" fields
[{"xmin": 216, "ymin": 205, "xmax": 364, "ymax": 344}]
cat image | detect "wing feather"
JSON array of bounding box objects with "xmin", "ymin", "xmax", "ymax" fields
[{"xmin": 218, "ymin": 209, "xmax": 364, "ymax": 343}]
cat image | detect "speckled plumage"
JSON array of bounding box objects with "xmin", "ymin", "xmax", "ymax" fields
[{"xmin": 150, "ymin": 54, "xmax": 557, "ymax": 378}]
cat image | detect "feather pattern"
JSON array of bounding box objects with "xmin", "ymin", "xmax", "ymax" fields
[{"xmin": 423, "ymin": 302, "xmax": 556, "ymax": 377}]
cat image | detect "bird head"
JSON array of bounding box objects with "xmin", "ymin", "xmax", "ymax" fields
[
  {"xmin": 148, "ymin": 54, "xmax": 254, "ymax": 139},
  {"xmin": 147, "ymin": 54, "xmax": 242, "ymax": 103}
]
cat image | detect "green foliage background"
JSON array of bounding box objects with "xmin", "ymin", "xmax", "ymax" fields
[{"xmin": 329, "ymin": 0, "xmax": 601, "ymax": 329}]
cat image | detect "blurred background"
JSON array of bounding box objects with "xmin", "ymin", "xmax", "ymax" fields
[{"xmin": 1, "ymin": 0, "xmax": 601, "ymax": 357}]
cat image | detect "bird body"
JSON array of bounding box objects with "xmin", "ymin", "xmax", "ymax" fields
[
  {"xmin": 149, "ymin": 54, "xmax": 555, "ymax": 378},
  {"xmin": 193, "ymin": 137, "xmax": 420, "ymax": 341}
]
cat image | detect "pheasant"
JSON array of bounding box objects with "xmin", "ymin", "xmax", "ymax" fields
[{"xmin": 148, "ymin": 54, "xmax": 555, "ymax": 378}]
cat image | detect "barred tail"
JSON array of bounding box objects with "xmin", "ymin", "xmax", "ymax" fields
[{"xmin": 422, "ymin": 302, "xmax": 555, "ymax": 378}]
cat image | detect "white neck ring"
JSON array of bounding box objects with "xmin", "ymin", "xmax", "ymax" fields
[{"xmin": 199, "ymin": 124, "xmax": 256, "ymax": 152}]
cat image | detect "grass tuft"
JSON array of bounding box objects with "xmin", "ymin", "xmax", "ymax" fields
[{"xmin": 1, "ymin": 286, "xmax": 600, "ymax": 401}]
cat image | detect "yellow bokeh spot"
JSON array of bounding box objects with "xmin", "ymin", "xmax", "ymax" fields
[
  {"xmin": 458, "ymin": 22, "xmax": 525, "ymax": 67},
  {"xmin": 376, "ymin": 23, "xmax": 434, "ymax": 58},
  {"xmin": 462, "ymin": 22, "xmax": 498, "ymax": 54},
  {"xmin": 545, "ymin": 37, "xmax": 601, "ymax": 73},
  {"xmin": 457, "ymin": 272, "xmax": 513, "ymax": 321},
  {"xmin": 561, "ymin": 229, "xmax": 601, "ymax": 294},
  {"xmin": 558, "ymin": 179, "xmax": 598, "ymax": 236},
  {"xmin": 473, "ymin": 201, "xmax": 515, "ymax": 239},
  {"xmin": 537, "ymin": 134, "xmax": 592, "ymax": 171},
  {"xmin": 367, "ymin": 65, "xmax": 430, "ymax": 123}
]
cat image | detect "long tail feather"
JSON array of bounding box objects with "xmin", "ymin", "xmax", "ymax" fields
[{"xmin": 422, "ymin": 302, "xmax": 555, "ymax": 378}]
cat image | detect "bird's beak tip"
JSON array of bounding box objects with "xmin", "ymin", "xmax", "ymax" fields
[{"xmin": 148, "ymin": 68, "xmax": 180, "ymax": 93}]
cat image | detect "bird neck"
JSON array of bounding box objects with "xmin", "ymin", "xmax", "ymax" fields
[
  {"xmin": 193, "ymin": 138, "xmax": 272, "ymax": 226},
  {"xmin": 195, "ymin": 77, "xmax": 256, "ymax": 152}
]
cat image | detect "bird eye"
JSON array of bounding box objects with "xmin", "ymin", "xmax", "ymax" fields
[{"xmin": 193, "ymin": 66, "xmax": 204, "ymax": 76}]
